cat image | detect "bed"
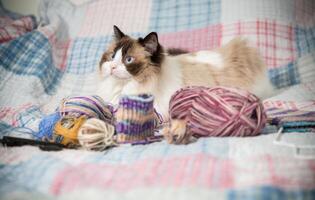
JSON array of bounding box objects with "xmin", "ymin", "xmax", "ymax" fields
[{"xmin": 0, "ymin": 0, "xmax": 315, "ymax": 199}]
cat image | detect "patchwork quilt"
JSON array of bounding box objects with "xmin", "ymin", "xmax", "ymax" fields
[{"xmin": 0, "ymin": 0, "xmax": 315, "ymax": 199}]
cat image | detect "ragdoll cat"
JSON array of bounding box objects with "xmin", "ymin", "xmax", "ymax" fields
[{"xmin": 96, "ymin": 26, "xmax": 274, "ymax": 122}]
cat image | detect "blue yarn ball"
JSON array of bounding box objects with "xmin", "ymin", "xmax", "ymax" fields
[{"xmin": 36, "ymin": 112, "xmax": 61, "ymax": 140}]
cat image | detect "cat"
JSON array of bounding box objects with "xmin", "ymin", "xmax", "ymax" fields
[{"xmin": 96, "ymin": 25, "xmax": 274, "ymax": 122}]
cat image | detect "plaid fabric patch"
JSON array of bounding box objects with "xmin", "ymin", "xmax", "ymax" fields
[
  {"xmin": 0, "ymin": 122, "xmax": 14, "ymax": 136},
  {"xmin": 268, "ymin": 62, "xmax": 300, "ymax": 88},
  {"xmin": 222, "ymin": 21, "xmax": 296, "ymax": 69},
  {"xmin": 149, "ymin": 0, "xmax": 221, "ymax": 33},
  {"xmin": 66, "ymin": 36, "xmax": 110, "ymax": 74},
  {"xmin": 0, "ymin": 31, "xmax": 62, "ymax": 94},
  {"xmin": 14, "ymin": 105, "xmax": 43, "ymax": 128},
  {"xmin": 48, "ymin": 153, "xmax": 315, "ymax": 194},
  {"xmin": 159, "ymin": 24, "xmax": 221, "ymax": 51},
  {"xmin": 221, "ymin": 0, "xmax": 294, "ymax": 24},
  {"xmin": 0, "ymin": 16, "xmax": 36, "ymax": 43},
  {"xmin": 297, "ymin": 52, "xmax": 315, "ymax": 83},
  {"xmin": 295, "ymin": 26, "xmax": 315, "ymax": 57},
  {"xmin": 51, "ymin": 154, "xmax": 234, "ymax": 194},
  {"xmin": 228, "ymin": 186, "xmax": 315, "ymax": 200},
  {"xmin": 78, "ymin": 0, "xmax": 151, "ymax": 37}
]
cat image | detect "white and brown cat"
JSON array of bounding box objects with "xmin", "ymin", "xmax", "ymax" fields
[{"xmin": 96, "ymin": 25, "xmax": 274, "ymax": 122}]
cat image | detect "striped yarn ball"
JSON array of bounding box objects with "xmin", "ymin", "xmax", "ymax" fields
[
  {"xmin": 59, "ymin": 95, "xmax": 114, "ymax": 124},
  {"xmin": 169, "ymin": 86, "xmax": 266, "ymax": 137}
]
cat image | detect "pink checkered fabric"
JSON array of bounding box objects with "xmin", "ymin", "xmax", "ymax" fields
[
  {"xmin": 0, "ymin": 16, "xmax": 36, "ymax": 43},
  {"xmin": 159, "ymin": 25, "xmax": 222, "ymax": 51},
  {"xmin": 222, "ymin": 21, "xmax": 296, "ymax": 69},
  {"xmin": 78, "ymin": 0, "xmax": 152, "ymax": 37}
]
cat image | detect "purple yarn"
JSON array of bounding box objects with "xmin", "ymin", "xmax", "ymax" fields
[
  {"xmin": 59, "ymin": 95, "xmax": 114, "ymax": 125},
  {"xmin": 116, "ymin": 94, "xmax": 155, "ymax": 143},
  {"xmin": 119, "ymin": 95, "xmax": 154, "ymax": 113},
  {"xmin": 116, "ymin": 121, "xmax": 155, "ymax": 134}
]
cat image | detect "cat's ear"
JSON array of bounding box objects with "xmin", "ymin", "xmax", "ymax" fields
[
  {"xmin": 113, "ymin": 25, "xmax": 125, "ymax": 40},
  {"xmin": 142, "ymin": 32, "xmax": 159, "ymax": 54}
]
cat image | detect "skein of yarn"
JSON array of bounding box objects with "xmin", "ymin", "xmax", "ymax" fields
[
  {"xmin": 116, "ymin": 94, "xmax": 155, "ymax": 144},
  {"xmin": 78, "ymin": 118, "xmax": 116, "ymax": 151},
  {"xmin": 59, "ymin": 95, "xmax": 114, "ymax": 125},
  {"xmin": 165, "ymin": 86, "xmax": 266, "ymax": 144}
]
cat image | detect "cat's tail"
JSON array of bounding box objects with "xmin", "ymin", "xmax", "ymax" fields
[{"xmin": 221, "ymin": 37, "xmax": 265, "ymax": 73}]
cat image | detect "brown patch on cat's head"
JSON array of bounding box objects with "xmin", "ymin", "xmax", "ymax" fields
[{"xmin": 99, "ymin": 26, "xmax": 165, "ymax": 83}]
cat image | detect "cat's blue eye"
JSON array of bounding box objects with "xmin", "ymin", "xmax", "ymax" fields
[{"xmin": 125, "ymin": 56, "xmax": 135, "ymax": 64}]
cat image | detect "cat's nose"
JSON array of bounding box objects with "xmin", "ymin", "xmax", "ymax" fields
[{"xmin": 109, "ymin": 62, "xmax": 117, "ymax": 69}]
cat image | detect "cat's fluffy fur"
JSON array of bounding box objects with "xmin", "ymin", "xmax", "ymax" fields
[{"xmin": 96, "ymin": 26, "xmax": 274, "ymax": 120}]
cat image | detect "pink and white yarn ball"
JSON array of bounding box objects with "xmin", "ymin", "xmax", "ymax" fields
[{"xmin": 165, "ymin": 86, "xmax": 266, "ymax": 144}]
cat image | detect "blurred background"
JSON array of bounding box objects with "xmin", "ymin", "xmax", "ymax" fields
[{"xmin": 2, "ymin": 0, "xmax": 40, "ymax": 18}]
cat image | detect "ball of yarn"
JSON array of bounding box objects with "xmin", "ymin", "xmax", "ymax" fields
[
  {"xmin": 37, "ymin": 112, "xmax": 61, "ymax": 140},
  {"xmin": 115, "ymin": 94, "xmax": 155, "ymax": 144},
  {"xmin": 168, "ymin": 86, "xmax": 266, "ymax": 140},
  {"xmin": 59, "ymin": 95, "xmax": 114, "ymax": 124},
  {"xmin": 78, "ymin": 118, "xmax": 116, "ymax": 151}
]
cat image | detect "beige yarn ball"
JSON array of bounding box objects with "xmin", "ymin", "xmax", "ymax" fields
[{"xmin": 78, "ymin": 118, "xmax": 116, "ymax": 151}]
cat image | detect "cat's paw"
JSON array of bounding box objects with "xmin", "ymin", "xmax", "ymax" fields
[{"xmin": 163, "ymin": 119, "xmax": 192, "ymax": 144}]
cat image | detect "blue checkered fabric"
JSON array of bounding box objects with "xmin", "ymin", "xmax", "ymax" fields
[
  {"xmin": 0, "ymin": 31, "xmax": 62, "ymax": 94},
  {"xmin": 149, "ymin": 0, "xmax": 221, "ymax": 33},
  {"xmin": 16, "ymin": 105, "xmax": 43, "ymax": 127},
  {"xmin": 268, "ymin": 62, "xmax": 300, "ymax": 88},
  {"xmin": 66, "ymin": 36, "xmax": 111, "ymax": 74},
  {"xmin": 295, "ymin": 26, "xmax": 315, "ymax": 57},
  {"xmin": 0, "ymin": 122, "xmax": 12, "ymax": 136},
  {"xmin": 228, "ymin": 186, "xmax": 315, "ymax": 200}
]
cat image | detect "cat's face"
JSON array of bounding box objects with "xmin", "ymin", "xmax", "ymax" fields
[{"xmin": 99, "ymin": 26, "xmax": 164, "ymax": 81}]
